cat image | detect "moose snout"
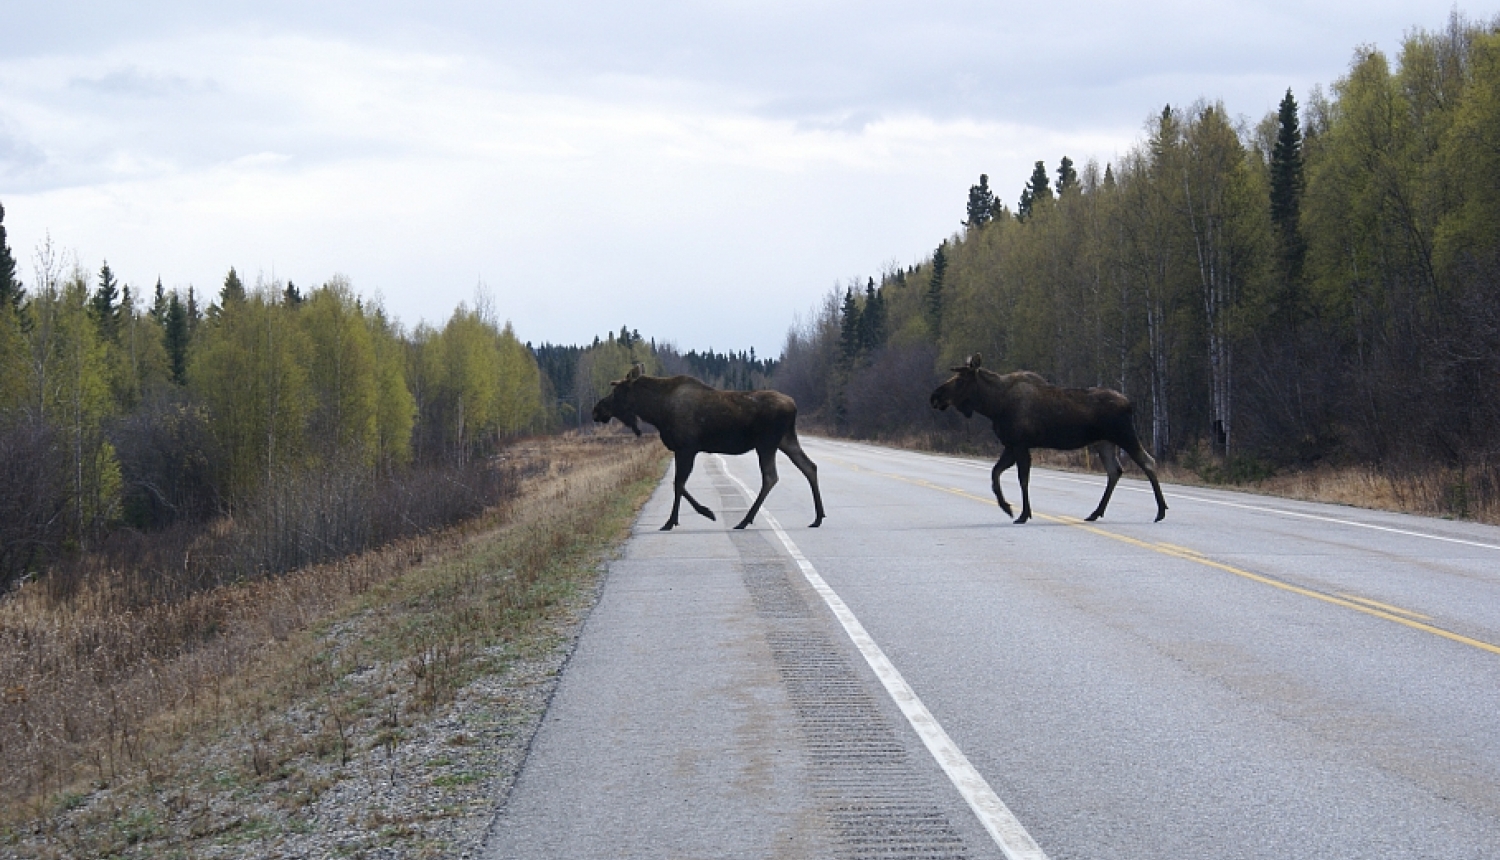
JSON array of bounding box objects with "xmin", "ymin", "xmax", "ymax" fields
[{"xmin": 930, "ymin": 391, "xmax": 948, "ymax": 410}]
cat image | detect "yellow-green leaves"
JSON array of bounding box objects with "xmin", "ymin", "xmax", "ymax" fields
[{"xmin": 189, "ymin": 284, "xmax": 313, "ymax": 499}]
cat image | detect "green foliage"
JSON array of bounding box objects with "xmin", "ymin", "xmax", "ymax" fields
[
  {"xmin": 0, "ymin": 201, "xmax": 22, "ymax": 313},
  {"xmin": 0, "ymin": 233, "xmax": 553, "ymax": 581},
  {"xmin": 1017, "ymin": 160, "xmax": 1053, "ymax": 221},
  {"xmin": 926, "ymin": 242, "xmax": 948, "ymax": 336},
  {"xmin": 966, "ymin": 174, "xmax": 996, "ymax": 228},
  {"xmin": 164, "ymin": 291, "xmax": 190, "ymax": 385},
  {"xmin": 300, "ymin": 279, "xmax": 381, "ymax": 463},
  {"xmin": 90, "ymin": 261, "xmax": 121, "ymax": 343},
  {"xmin": 838, "ymin": 286, "xmax": 861, "ymax": 366},
  {"xmin": 412, "ymin": 305, "xmax": 545, "ymax": 464},
  {"xmin": 189, "ymin": 285, "xmax": 312, "ymax": 501},
  {"xmin": 1056, "ymin": 156, "xmax": 1078, "ymax": 195}
]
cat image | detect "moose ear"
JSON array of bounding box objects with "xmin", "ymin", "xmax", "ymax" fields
[
  {"xmin": 968, "ymin": 353, "xmax": 982, "ymax": 369},
  {"xmin": 626, "ymin": 364, "xmax": 643, "ymax": 380}
]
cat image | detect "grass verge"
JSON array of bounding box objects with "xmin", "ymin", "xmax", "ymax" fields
[{"xmin": 2, "ymin": 433, "xmax": 666, "ymax": 859}]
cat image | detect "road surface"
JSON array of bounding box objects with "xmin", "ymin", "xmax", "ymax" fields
[{"xmin": 483, "ymin": 437, "xmax": 1500, "ymax": 859}]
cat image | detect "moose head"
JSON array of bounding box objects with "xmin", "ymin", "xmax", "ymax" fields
[
  {"xmin": 929, "ymin": 353, "xmax": 983, "ymax": 418},
  {"xmin": 592, "ymin": 363, "xmax": 646, "ymax": 435}
]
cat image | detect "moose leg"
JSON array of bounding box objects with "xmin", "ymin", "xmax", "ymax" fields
[
  {"xmin": 663, "ymin": 450, "xmax": 716, "ymax": 531},
  {"xmin": 734, "ymin": 446, "xmax": 780, "ymax": 530},
  {"xmin": 1086, "ymin": 442, "xmax": 1124, "ymax": 521},
  {"xmin": 779, "ymin": 431, "xmax": 825, "ymax": 527},
  {"xmin": 1121, "ymin": 443, "xmax": 1169, "ymax": 522},
  {"xmin": 1013, "ymin": 448, "xmax": 1034, "ymax": 524},
  {"xmin": 990, "ymin": 447, "xmax": 1017, "ymax": 516}
]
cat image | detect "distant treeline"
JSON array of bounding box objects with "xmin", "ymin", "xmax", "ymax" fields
[
  {"xmin": 533, "ymin": 326, "xmax": 776, "ymax": 428},
  {"xmin": 775, "ymin": 12, "xmax": 1500, "ymax": 510}
]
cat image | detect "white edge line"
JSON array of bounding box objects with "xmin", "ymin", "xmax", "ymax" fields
[
  {"xmin": 714, "ymin": 455, "xmax": 1049, "ymax": 860},
  {"xmin": 852, "ymin": 443, "xmax": 1500, "ymax": 553}
]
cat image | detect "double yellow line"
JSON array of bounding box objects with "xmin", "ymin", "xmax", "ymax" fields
[{"xmin": 835, "ymin": 456, "xmax": 1500, "ymax": 658}]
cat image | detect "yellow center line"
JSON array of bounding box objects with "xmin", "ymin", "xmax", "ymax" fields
[
  {"xmin": 1336, "ymin": 594, "xmax": 1433, "ymax": 621},
  {"xmin": 830, "ymin": 455, "xmax": 1500, "ymax": 658}
]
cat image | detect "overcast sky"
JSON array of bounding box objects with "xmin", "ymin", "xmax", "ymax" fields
[{"xmin": 0, "ymin": 1, "xmax": 1485, "ymax": 356}]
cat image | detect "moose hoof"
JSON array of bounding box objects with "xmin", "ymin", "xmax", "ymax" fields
[
  {"xmin": 733, "ymin": 520, "xmax": 752, "ymax": 530},
  {"xmin": 1085, "ymin": 511, "xmax": 1103, "ymax": 522},
  {"xmin": 659, "ymin": 522, "xmax": 677, "ymax": 531},
  {"xmin": 809, "ymin": 518, "xmax": 823, "ymax": 528},
  {"xmin": 998, "ymin": 502, "xmax": 1013, "ymax": 516},
  {"xmin": 1155, "ymin": 511, "xmax": 1167, "ymax": 522},
  {"xmin": 1013, "ymin": 514, "xmax": 1031, "ymax": 525}
]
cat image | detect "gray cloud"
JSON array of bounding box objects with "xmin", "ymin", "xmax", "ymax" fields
[
  {"xmin": 69, "ymin": 66, "xmax": 212, "ymax": 98},
  {"xmin": 0, "ymin": 117, "xmax": 47, "ymax": 182}
]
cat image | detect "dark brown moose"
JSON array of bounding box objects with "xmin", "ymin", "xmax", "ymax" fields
[
  {"xmin": 930, "ymin": 354, "xmax": 1167, "ymax": 523},
  {"xmin": 592, "ymin": 364, "xmax": 826, "ymax": 531}
]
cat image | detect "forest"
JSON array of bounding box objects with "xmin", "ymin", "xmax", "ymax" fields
[
  {"xmin": 0, "ymin": 229, "xmax": 559, "ymax": 589},
  {"xmin": 773, "ymin": 12, "xmax": 1500, "ymax": 519}
]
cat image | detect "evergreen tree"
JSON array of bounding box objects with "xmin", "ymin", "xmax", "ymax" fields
[
  {"xmin": 0, "ymin": 200, "xmax": 20, "ymax": 312},
  {"xmin": 1057, "ymin": 156, "xmax": 1078, "ymax": 194},
  {"xmin": 1269, "ymin": 88, "xmax": 1307, "ymax": 289},
  {"xmin": 858, "ymin": 277, "xmax": 886, "ymax": 353},
  {"xmin": 1018, "ymin": 160, "xmax": 1053, "ymax": 220},
  {"xmin": 838, "ymin": 287, "xmax": 862, "ymax": 366},
  {"xmin": 165, "ymin": 291, "xmax": 190, "ymax": 385},
  {"xmin": 926, "ymin": 242, "xmax": 948, "ymax": 335},
  {"xmin": 150, "ymin": 278, "xmax": 168, "ymax": 324},
  {"xmin": 1028, "ymin": 160, "xmax": 1053, "ymax": 203},
  {"xmin": 283, "ymin": 280, "xmax": 303, "ymax": 305},
  {"xmin": 219, "ymin": 267, "xmax": 246, "ymax": 310},
  {"xmin": 90, "ymin": 260, "xmax": 121, "ymax": 342},
  {"xmin": 966, "ymin": 174, "xmax": 997, "ymax": 228}
]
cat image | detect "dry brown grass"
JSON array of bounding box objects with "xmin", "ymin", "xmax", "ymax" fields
[{"xmin": 0, "ymin": 433, "xmax": 666, "ymax": 846}]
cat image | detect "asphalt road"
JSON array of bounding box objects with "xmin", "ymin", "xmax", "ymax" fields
[{"xmin": 483, "ymin": 437, "xmax": 1500, "ymax": 859}]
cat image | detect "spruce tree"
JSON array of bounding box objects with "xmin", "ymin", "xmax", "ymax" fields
[
  {"xmin": 926, "ymin": 243, "xmax": 948, "ymax": 335},
  {"xmin": 838, "ymin": 287, "xmax": 862, "ymax": 366},
  {"xmin": 966, "ymin": 174, "xmax": 996, "ymax": 228},
  {"xmin": 1027, "ymin": 161, "xmax": 1053, "ymax": 204},
  {"xmin": 186, "ymin": 287, "xmax": 200, "ymax": 339},
  {"xmin": 1269, "ymin": 88, "xmax": 1307, "ymax": 290},
  {"xmin": 150, "ymin": 278, "xmax": 168, "ymax": 324},
  {"xmin": 1056, "ymin": 156, "xmax": 1078, "ymax": 194},
  {"xmin": 859, "ymin": 277, "xmax": 886, "ymax": 353},
  {"xmin": 1017, "ymin": 161, "xmax": 1052, "ymax": 221},
  {"xmin": 90, "ymin": 260, "xmax": 121, "ymax": 342},
  {"xmin": 0, "ymin": 200, "xmax": 21, "ymax": 312},
  {"xmin": 165, "ymin": 291, "xmax": 190, "ymax": 385},
  {"xmin": 283, "ymin": 280, "xmax": 303, "ymax": 305},
  {"xmin": 219, "ymin": 267, "xmax": 246, "ymax": 309}
]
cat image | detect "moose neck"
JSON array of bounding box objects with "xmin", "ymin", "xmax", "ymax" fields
[
  {"xmin": 625, "ymin": 376, "xmax": 678, "ymax": 427},
  {"xmin": 967, "ymin": 368, "xmax": 1012, "ymax": 418}
]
